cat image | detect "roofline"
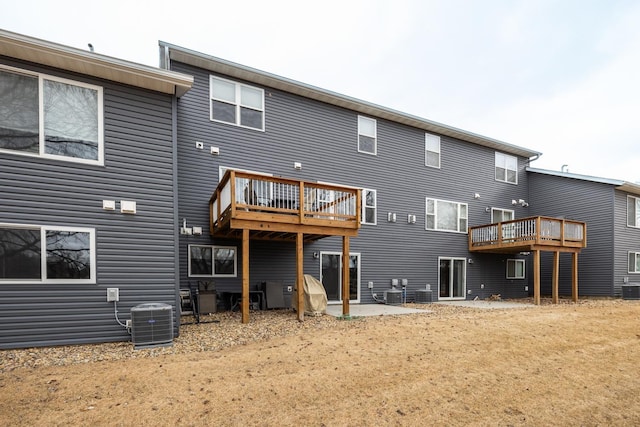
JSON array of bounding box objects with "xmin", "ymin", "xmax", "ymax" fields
[
  {"xmin": 527, "ymin": 166, "xmax": 640, "ymax": 196},
  {"xmin": 0, "ymin": 29, "xmax": 193, "ymax": 96},
  {"xmin": 159, "ymin": 41, "xmax": 541, "ymax": 159}
]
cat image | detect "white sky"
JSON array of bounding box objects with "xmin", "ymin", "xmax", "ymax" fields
[{"xmin": 2, "ymin": 0, "xmax": 639, "ymax": 182}]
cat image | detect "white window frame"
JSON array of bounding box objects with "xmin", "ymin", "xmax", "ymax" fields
[
  {"xmin": 361, "ymin": 188, "xmax": 377, "ymax": 225},
  {"xmin": 628, "ymin": 252, "xmax": 640, "ymax": 274},
  {"xmin": 438, "ymin": 256, "xmax": 467, "ymax": 300},
  {"xmin": 209, "ymin": 75, "xmax": 265, "ymax": 131},
  {"xmin": 188, "ymin": 244, "xmax": 237, "ymax": 278},
  {"xmin": 425, "ymin": 198, "xmax": 468, "ymax": 233},
  {"xmin": 319, "ymin": 251, "xmax": 361, "ymax": 304},
  {"xmin": 491, "ymin": 208, "xmax": 514, "ymax": 223},
  {"xmin": 425, "ymin": 133, "xmax": 441, "ymax": 168},
  {"xmin": 507, "ymin": 259, "xmax": 526, "ymax": 279},
  {"xmin": 357, "ymin": 115, "xmax": 377, "ymax": 155},
  {"xmin": 0, "ymin": 65, "xmax": 104, "ymax": 165},
  {"xmin": 495, "ymin": 152, "xmax": 518, "ymax": 184},
  {"xmin": 627, "ymin": 196, "xmax": 640, "ymax": 228},
  {"xmin": 0, "ymin": 223, "xmax": 96, "ymax": 284}
]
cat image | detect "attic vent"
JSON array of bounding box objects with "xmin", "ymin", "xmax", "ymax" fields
[{"xmin": 130, "ymin": 303, "xmax": 174, "ymax": 349}]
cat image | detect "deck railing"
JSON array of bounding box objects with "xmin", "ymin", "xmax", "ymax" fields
[
  {"xmin": 210, "ymin": 170, "xmax": 361, "ymax": 233},
  {"xmin": 469, "ymin": 216, "xmax": 586, "ymax": 250}
]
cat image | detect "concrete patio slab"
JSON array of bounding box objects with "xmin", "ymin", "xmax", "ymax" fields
[{"xmin": 325, "ymin": 304, "xmax": 430, "ymax": 317}]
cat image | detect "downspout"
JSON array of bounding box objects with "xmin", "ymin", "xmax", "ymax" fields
[{"xmin": 171, "ymin": 93, "xmax": 181, "ymax": 338}]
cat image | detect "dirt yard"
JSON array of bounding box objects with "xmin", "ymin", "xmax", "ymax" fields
[{"xmin": 1, "ymin": 299, "xmax": 639, "ymax": 426}]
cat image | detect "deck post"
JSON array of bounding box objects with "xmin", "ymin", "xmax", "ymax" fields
[
  {"xmin": 342, "ymin": 235, "xmax": 350, "ymax": 317},
  {"xmin": 533, "ymin": 249, "xmax": 541, "ymax": 305},
  {"xmin": 552, "ymin": 251, "xmax": 560, "ymax": 304},
  {"xmin": 241, "ymin": 228, "xmax": 249, "ymax": 324},
  {"xmin": 572, "ymin": 252, "xmax": 579, "ymax": 302},
  {"xmin": 296, "ymin": 232, "xmax": 304, "ymax": 321}
]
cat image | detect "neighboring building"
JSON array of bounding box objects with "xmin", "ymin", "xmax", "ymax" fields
[
  {"xmin": 527, "ymin": 167, "xmax": 640, "ymax": 297},
  {"xmin": 0, "ymin": 30, "xmax": 192, "ymax": 349}
]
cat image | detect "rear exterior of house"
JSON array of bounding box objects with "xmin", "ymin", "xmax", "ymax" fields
[
  {"xmin": 0, "ymin": 30, "xmax": 192, "ymax": 349},
  {"xmin": 161, "ymin": 42, "xmax": 544, "ymax": 307},
  {"xmin": 528, "ymin": 168, "xmax": 640, "ymax": 296}
]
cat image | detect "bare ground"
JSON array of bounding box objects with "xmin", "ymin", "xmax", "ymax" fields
[{"xmin": 1, "ymin": 299, "xmax": 640, "ymax": 426}]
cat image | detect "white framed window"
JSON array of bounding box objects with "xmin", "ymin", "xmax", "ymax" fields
[
  {"xmin": 357, "ymin": 115, "xmax": 376, "ymax": 155},
  {"xmin": 361, "ymin": 189, "xmax": 377, "ymax": 225},
  {"xmin": 188, "ymin": 245, "xmax": 237, "ymax": 277},
  {"xmin": 0, "ymin": 223, "xmax": 96, "ymax": 284},
  {"xmin": 0, "ymin": 65, "xmax": 104, "ymax": 165},
  {"xmin": 425, "ymin": 133, "xmax": 441, "ymax": 168},
  {"xmin": 210, "ymin": 76, "xmax": 264, "ymax": 131},
  {"xmin": 628, "ymin": 252, "xmax": 640, "ymax": 273},
  {"xmin": 426, "ymin": 198, "xmax": 468, "ymax": 233},
  {"xmin": 495, "ymin": 152, "xmax": 518, "ymax": 184},
  {"xmin": 491, "ymin": 208, "xmax": 514, "ymax": 223},
  {"xmin": 507, "ymin": 259, "xmax": 526, "ymax": 279},
  {"xmin": 627, "ymin": 196, "xmax": 640, "ymax": 228}
]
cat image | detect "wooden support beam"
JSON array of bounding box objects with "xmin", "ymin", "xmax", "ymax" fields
[
  {"xmin": 342, "ymin": 236, "xmax": 350, "ymax": 317},
  {"xmin": 572, "ymin": 252, "xmax": 579, "ymax": 303},
  {"xmin": 296, "ymin": 232, "xmax": 304, "ymax": 321},
  {"xmin": 241, "ymin": 228, "xmax": 249, "ymax": 324},
  {"xmin": 533, "ymin": 250, "xmax": 541, "ymax": 305},
  {"xmin": 552, "ymin": 251, "xmax": 560, "ymax": 304}
]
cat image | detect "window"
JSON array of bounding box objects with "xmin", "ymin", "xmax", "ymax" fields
[
  {"xmin": 628, "ymin": 252, "xmax": 640, "ymax": 273},
  {"xmin": 0, "ymin": 66, "xmax": 103, "ymax": 165},
  {"xmin": 495, "ymin": 152, "xmax": 518, "ymax": 184},
  {"xmin": 362, "ymin": 189, "xmax": 377, "ymax": 225},
  {"xmin": 627, "ymin": 196, "xmax": 640, "ymax": 228},
  {"xmin": 210, "ymin": 76, "xmax": 264, "ymax": 130},
  {"xmin": 425, "ymin": 133, "xmax": 441, "ymax": 168},
  {"xmin": 0, "ymin": 224, "xmax": 95, "ymax": 283},
  {"xmin": 507, "ymin": 259, "xmax": 526, "ymax": 279},
  {"xmin": 189, "ymin": 245, "xmax": 237, "ymax": 277},
  {"xmin": 357, "ymin": 116, "xmax": 376, "ymax": 154},
  {"xmin": 491, "ymin": 208, "xmax": 514, "ymax": 223},
  {"xmin": 426, "ymin": 198, "xmax": 468, "ymax": 233}
]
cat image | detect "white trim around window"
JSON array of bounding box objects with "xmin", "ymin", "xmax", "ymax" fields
[
  {"xmin": 0, "ymin": 64, "xmax": 104, "ymax": 166},
  {"xmin": 361, "ymin": 188, "xmax": 377, "ymax": 225},
  {"xmin": 628, "ymin": 252, "xmax": 640, "ymax": 273},
  {"xmin": 357, "ymin": 115, "xmax": 377, "ymax": 155},
  {"xmin": 426, "ymin": 198, "xmax": 468, "ymax": 233},
  {"xmin": 188, "ymin": 244, "xmax": 237, "ymax": 277},
  {"xmin": 507, "ymin": 259, "xmax": 526, "ymax": 279},
  {"xmin": 495, "ymin": 152, "xmax": 518, "ymax": 184},
  {"xmin": 627, "ymin": 196, "xmax": 640, "ymax": 228},
  {"xmin": 0, "ymin": 223, "xmax": 96, "ymax": 284},
  {"xmin": 425, "ymin": 133, "xmax": 441, "ymax": 168},
  {"xmin": 491, "ymin": 208, "xmax": 514, "ymax": 223},
  {"xmin": 210, "ymin": 75, "xmax": 265, "ymax": 131}
]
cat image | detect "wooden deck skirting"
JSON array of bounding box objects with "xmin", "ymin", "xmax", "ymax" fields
[
  {"xmin": 469, "ymin": 216, "xmax": 587, "ymax": 305},
  {"xmin": 209, "ymin": 170, "xmax": 361, "ymax": 323}
]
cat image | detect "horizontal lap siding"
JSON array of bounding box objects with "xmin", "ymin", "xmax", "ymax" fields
[
  {"xmin": 528, "ymin": 172, "xmax": 614, "ymax": 296},
  {"xmin": 172, "ymin": 61, "xmax": 532, "ymax": 302},
  {"xmin": 613, "ymin": 190, "xmax": 640, "ymax": 295},
  {"xmin": 0, "ymin": 57, "xmax": 177, "ymax": 349}
]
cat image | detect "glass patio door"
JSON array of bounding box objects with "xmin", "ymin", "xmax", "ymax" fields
[
  {"xmin": 320, "ymin": 252, "xmax": 360, "ymax": 304},
  {"xmin": 439, "ymin": 257, "xmax": 466, "ymax": 300}
]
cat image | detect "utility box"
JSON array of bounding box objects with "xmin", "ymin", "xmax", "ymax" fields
[
  {"xmin": 199, "ymin": 291, "xmax": 217, "ymax": 314},
  {"xmin": 622, "ymin": 284, "xmax": 640, "ymax": 300}
]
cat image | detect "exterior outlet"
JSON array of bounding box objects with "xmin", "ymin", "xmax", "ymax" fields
[
  {"xmin": 107, "ymin": 288, "xmax": 119, "ymax": 302},
  {"xmin": 525, "ymin": 286, "xmax": 529, "ymax": 291}
]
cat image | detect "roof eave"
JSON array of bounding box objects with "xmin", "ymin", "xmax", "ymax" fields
[{"xmin": 0, "ymin": 29, "xmax": 193, "ymax": 96}]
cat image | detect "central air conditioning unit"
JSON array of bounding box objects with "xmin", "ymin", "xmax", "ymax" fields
[
  {"xmin": 384, "ymin": 288, "xmax": 403, "ymax": 305},
  {"xmin": 130, "ymin": 302, "xmax": 174, "ymax": 349}
]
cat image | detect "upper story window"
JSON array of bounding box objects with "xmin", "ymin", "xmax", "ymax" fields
[
  {"xmin": 357, "ymin": 115, "xmax": 376, "ymax": 155},
  {"xmin": 627, "ymin": 196, "xmax": 640, "ymax": 228},
  {"xmin": 362, "ymin": 189, "xmax": 377, "ymax": 225},
  {"xmin": 491, "ymin": 208, "xmax": 514, "ymax": 223},
  {"xmin": 425, "ymin": 133, "xmax": 441, "ymax": 168},
  {"xmin": 0, "ymin": 223, "xmax": 96, "ymax": 284},
  {"xmin": 210, "ymin": 76, "xmax": 264, "ymax": 131},
  {"xmin": 189, "ymin": 244, "xmax": 237, "ymax": 277},
  {"xmin": 0, "ymin": 66, "xmax": 104, "ymax": 165},
  {"xmin": 507, "ymin": 259, "xmax": 525, "ymax": 279},
  {"xmin": 495, "ymin": 152, "xmax": 518, "ymax": 184},
  {"xmin": 426, "ymin": 198, "xmax": 468, "ymax": 233}
]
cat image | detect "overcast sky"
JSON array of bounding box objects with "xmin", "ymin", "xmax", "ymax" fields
[{"xmin": 2, "ymin": 0, "xmax": 639, "ymax": 182}]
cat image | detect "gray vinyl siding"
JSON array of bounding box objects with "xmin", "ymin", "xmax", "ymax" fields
[
  {"xmin": 172, "ymin": 60, "xmax": 532, "ymax": 303},
  {"xmin": 528, "ymin": 171, "xmax": 615, "ymax": 296},
  {"xmin": 0, "ymin": 57, "xmax": 178, "ymax": 349},
  {"xmin": 613, "ymin": 190, "xmax": 640, "ymax": 295}
]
